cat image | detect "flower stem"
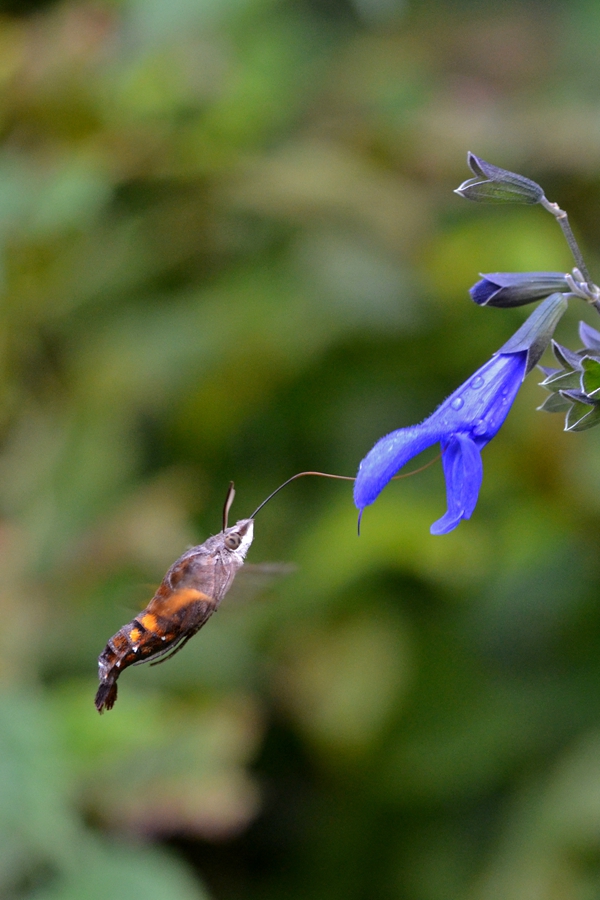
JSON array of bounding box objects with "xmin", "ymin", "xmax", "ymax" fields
[{"xmin": 540, "ymin": 195, "xmax": 591, "ymax": 282}]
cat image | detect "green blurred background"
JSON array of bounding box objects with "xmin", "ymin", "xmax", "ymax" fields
[{"xmin": 3, "ymin": 0, "xmax": 600, "ymax": 897}]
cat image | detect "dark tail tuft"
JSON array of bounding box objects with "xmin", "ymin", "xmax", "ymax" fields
[{"xmin": 95, "ymin": 681, "xmax": 118, "ymax": 713}]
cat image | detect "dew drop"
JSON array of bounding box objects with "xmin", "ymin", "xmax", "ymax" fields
[
  {"xmin": 451, "ymin": 397, "xmax": 464, "ymax": 410},
  {"xmin": 472, "ymin": 419, "xmax": 487, "ymax": 436},
  {"xmin": 470, "ymin": 376, "xmax": 484, "ymax": 389}
]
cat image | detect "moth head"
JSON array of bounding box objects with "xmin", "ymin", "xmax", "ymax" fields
[{"xmin": 223, "ymin": 518, "xmax": 254, "ymax": 558}]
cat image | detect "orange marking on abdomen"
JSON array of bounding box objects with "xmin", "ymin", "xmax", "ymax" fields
[
  {"xmin": 139, "ymin": 613, "xmax": 158, "ymax": 632},
  {"xmin": 129, "ymin": 627, "xmax": 142, "ymax": 643},
  {"xmin": 148, "ymin": 588, "xmax": 212, "ymax": 617},
  {"xmin": 166, "ymin": 588, "xmax": 210, "ymax": 613}
]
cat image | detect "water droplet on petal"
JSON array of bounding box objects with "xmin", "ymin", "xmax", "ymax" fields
[
  {"xmin": 451, "ymin": 397, "xmax": 464, "ymax": 410},
  {"xmin": 472, "ymin": 419, "xmax": 487, "ymax": 436},
  {"xmin": 470, "ymin": 376, "xmax": 484, "ymax": 389}
]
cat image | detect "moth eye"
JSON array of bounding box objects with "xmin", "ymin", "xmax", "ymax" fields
[{"xmin": 225, "ymin": 533, "xmax": 241, "ymax": 550}]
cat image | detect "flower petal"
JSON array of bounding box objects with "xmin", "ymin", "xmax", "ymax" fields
[
  {"xmin": 353, "ymin": 423, "xmax": 442, "ymax": 511},
  {"xmin": 429, "ymin": 351, "xmax": 527, "ymax": 444},
  {"xmin": 430, "ymin": 434, "xmax": 483, "ymax": 535}
]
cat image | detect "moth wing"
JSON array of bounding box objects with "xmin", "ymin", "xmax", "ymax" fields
[{"xmin": 223, "ymin": 562, "xmax": 296, "ymax": 606}]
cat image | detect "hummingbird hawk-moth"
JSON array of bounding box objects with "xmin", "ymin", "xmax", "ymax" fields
[
  {"xmin": 95, "ymin": 484, "xmax": 253, "ymax": 712},
  {"xmin": 95, "ymin": 471, "xmax": 357, "ymax": 713}
]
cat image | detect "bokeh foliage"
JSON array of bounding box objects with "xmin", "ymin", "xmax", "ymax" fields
[{"xmin": 3, "ymin": 0, "xmax": 600, "ymax": 897}]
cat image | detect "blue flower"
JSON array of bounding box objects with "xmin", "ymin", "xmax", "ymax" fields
[
  {"xmin": 354, "ymin": 351, "xmax": 527, "ymax": 534},
  {"xmin": 354, "ymin": 292, "xmax": 569, "ymax": 535}
]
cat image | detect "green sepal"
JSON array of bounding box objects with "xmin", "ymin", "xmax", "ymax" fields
[
  {"xmin": 541, "ymin": 369, "xmax": 583, "ymax": 392},
  {"xmin": 551, "ymin": 341, "xmax": 582, "ymax": 372},
  {"xmin": 537, "ymin": 392, "xmax": 573, "ymax": 413},
  {"xmin": 581, "ymin": 357, "xmax": 600, "ymax": 397},
  {"xmin": 565, "ymin": 399, "xmax": 600, "ymax": 432},
  {"xmin": 497, "ymin": 293, "xmax": 569, "ymax": 373}
]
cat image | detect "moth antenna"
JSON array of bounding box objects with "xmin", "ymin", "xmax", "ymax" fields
[{"xmin": 223, "ymin": 481, "xmax": 236, "ymax": 531}]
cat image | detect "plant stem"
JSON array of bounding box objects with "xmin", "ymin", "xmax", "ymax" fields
[{"xmin": 540, "ymin": 196, "xmax": 591, "ymax": 282}]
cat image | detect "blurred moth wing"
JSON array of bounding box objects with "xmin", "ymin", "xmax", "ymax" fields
[{"xmin": 224, "ymin": 561, "xmax": 296, "ymax": 605}]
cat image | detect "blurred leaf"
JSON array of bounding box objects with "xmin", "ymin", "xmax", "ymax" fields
[
  {"xmin": 51, "ymin": 683, "xmax": 263, "ymax": 841},
  {"xmin": 0, "ymin": 692, "xmax": 208, "ymax": 899},
  {"xmin": 273, "ymin": 609, "xmax": 413, "ymax": 759},
  {"xmin": 29, "ymin": 838, "xmax": 210, "ymax": 900}
]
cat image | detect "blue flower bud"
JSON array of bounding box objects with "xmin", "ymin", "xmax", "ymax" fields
[
  {"xmin": 470, "ymin": 272, "xmax": 570, "ymax": 307},
  {"xmin": 455, "ymin": 152, "xmax": 545, "ymax": 205}
]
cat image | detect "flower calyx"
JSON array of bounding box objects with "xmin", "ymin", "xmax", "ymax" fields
[
  {"xmin": 539, "ymin": 321, "xmax": 600, "ymax": 431},
  {"xmin": 564, "ymin": 268, "xmax": 600, "ymax": 306},
  {"xmin": 496, "ymin": 292, "xmax": 569, "ymax": 373}
]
